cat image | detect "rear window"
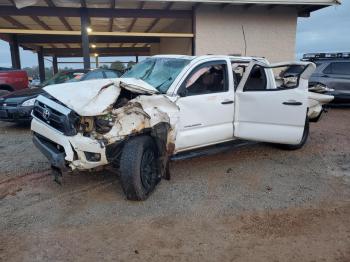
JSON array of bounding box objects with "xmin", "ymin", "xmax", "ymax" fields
[{"xmin": 323, "ymin": 62, "xmax": 350, "ymax": 75}]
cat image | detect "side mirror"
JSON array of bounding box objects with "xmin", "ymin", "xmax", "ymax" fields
[{"xmin": 178, "ymin": 88, "xmax": 188, "ymax": 97}]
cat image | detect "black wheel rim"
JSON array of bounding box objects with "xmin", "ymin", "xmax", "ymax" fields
[{"xmin": 140, "ymin": 149, "xmax": 156, "ymax": 192}]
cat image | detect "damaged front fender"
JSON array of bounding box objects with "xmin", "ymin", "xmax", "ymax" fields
[{"xmin": 38, "ymin": 78, "xmax": 180, "ymax": 171}]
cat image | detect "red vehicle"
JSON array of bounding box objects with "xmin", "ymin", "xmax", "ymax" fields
[{"xmin": 0, "ymin": 67, "xmax": 29, "ymax": 96}]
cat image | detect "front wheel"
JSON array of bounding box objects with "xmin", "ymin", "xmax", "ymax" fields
[
  {"xmin": 119, "ymin": 136, "xmax": 159, "ymax": 201},
  {"xmin": 279, "ymin": 117, "xmax": 309, "ymax": 150}
]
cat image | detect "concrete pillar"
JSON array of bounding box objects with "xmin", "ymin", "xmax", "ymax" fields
[
  {"xmin": 80, "ymin": 8, "xmax": 90, "ymax": 69},
  {"xmin": 10, "ymin": 35, "xmax": 21, "ymax": 69},
  {"xmin": 37, "ymin": 47, "xmax": 45, "ymax": 83}
]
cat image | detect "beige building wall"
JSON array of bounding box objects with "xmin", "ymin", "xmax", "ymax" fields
[
  {"xmin": 150, "ymin": 19, "xmax": 192, "ymax": 56},
  {"xmin": 195, "ymin": 5, "xmax": 298, "ymax": 62}
]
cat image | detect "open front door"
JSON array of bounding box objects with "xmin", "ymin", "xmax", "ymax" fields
[{"xmin": 234, "ymin": 60, "xmax": 315, "ymax": 145}]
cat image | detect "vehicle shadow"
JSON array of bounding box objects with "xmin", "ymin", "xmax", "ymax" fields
[{"xmin": 0, "ymin": 121, "xmax": 31, "ymax": 131}]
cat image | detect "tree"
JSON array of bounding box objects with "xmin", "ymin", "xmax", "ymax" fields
[
  {"xmin": 110, "ymin": 61, "xmax": 125, "ymax": 71},
  {"xmin": 126, "ymin": 61, "xmax": 136, "ymax": 69}
]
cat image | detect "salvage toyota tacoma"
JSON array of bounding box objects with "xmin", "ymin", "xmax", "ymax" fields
[{"xmin": 31, "ymin": 55, "xmax": 333, "ymax": 200}]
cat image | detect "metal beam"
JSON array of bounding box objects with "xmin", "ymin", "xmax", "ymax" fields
[
  {"xmin": 107, "ymin": 0, "xmax": 116, "ymax": 48},
  {"xmin": 44, "ymin": 0, "xmax": 73, "ymax": 31},
  {"xmin": 52, "ymin": 56, "xmax": 58, "ymax": 74},
  {"xmin": 127, "ymin": 1, "xmax": 146, "ymax": 48},
  {"xmin": 0, "ymin": 29, "xmax": 193, "ymax": 38},
  {"xmin": 37, "ymin": 46, "xmax": 45, "ymax": 82},
  {"xmin": 2, "ymin": 16, "xmax": 29, "ymax": 29},
  {"xmin": 146, "ymin": 2, "xmax": 174, "ymax": 33},
  {"xmin": 192, "ymin": 6, "xmax": 196, "ymax": 56},
  {"xmin": 15, "ymin": 34, "xmax": 161, "ymax": 44},
  {"xmin": 108, "ymin": 0, "xmax": 115, "ymax": 31},
  {"xmin": 139, "ymin": 2, "xmax": 174, "ymax": 48},
  {"xmin": 10, "ymin": 34, "xmax": 21, "ymax": 69},
  {"xmin": 80, "ymin": 0, "xmax": 87, "ymax": 8},
  {"xmin": 44, "ymin": 0, "xmax": 72, "ymax": 49},
  {"xmin": 30, "ymin": 16, "xmax": 57, "ymax": 48},
  {"xmin": 42, "ymin": 47, "xmax": 150, "ymax": 57},
  {"xmin": 127, "ymin": 1, "xmax": 145, "ymax": 32},
  {"xmin": 0, "ymin": 6, "xmax": 192, "ymax": 19},
  {"xmin": 80, "ymin": 8, "xmax": 90, "ymax": 69}
]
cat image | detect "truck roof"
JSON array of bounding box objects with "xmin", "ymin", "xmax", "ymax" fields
[{"xmin": 151, "ymin": 54, "xmax": 268, "ymax": 63}]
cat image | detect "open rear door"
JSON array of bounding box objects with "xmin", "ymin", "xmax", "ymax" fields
[{"xmin": 234, "ymin": 60, "xmax": 315, "ymax": 145}]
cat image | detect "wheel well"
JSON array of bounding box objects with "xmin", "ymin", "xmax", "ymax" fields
[{"xmin": 0, "ymin": 84, "xmax": 13, "ymax": 92}]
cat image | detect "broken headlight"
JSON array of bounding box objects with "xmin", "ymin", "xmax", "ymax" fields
[
  {"xmin": 79, "ymin": 116, "xmax": 94, "ymax": 133},
  {"xmin": 95, "ymin": 114, "xmax": 114, "ymax": 134},
  {"xmin": 78, "ymin": 114, "xmax": 114, "ymax": 135}
]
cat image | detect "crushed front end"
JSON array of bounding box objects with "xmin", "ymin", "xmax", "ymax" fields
[
  {"xmin": 31, "ymin": 94, "xmax": 110, "ymax": 172},
  {"xmin": 31, "ymin": 78, "xmax": 178, "ymax": 177}
]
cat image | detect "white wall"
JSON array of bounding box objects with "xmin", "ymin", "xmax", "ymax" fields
[{"xmin": 195, "ymin": 5, "xmax": 298, "ymax": 62}]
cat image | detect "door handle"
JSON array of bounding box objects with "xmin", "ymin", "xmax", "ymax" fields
[
  {"xmin": 221, "ymin": 100, "xmax": 234, "ymax": 105},
  {"xmin": 283, "ymin": 101, "xmax": 302, "ymax": 106},
  {"xmin": 321, "ymin": 74, "xmax": 329, "ymax": 78}
]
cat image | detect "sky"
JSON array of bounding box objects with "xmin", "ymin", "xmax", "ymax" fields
[
  {"xmin": 295, "ymin": 0, "xmax": 350, "ymax": 58},
  {"xmin": 0, "ymin": 1, "xmax": 349, "ymax": 69}
]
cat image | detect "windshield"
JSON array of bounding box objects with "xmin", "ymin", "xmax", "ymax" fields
[{"xmin": 122, "ymin": 58, "xmax": 191, "ymax": 93}]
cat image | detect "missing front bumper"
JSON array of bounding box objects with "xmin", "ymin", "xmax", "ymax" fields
[{"xmin": 33, "ymin": 134, "xmax": 68, "ymax": 171}]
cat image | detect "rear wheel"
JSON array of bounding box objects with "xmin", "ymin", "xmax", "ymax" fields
[
  {"xmin": 119, "ymin": 136, "xmax": 159, "ymax": 201},
  {"xmin": 279, "ymin": 117, "xmax": 309, "ymax": 150}
]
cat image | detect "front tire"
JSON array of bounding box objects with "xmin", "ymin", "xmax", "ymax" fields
[
  {"xmin": 119, "ymin": 136, "xmax": 159, "ymax": 201},
  {"xmin": 280, "ymin": 117, "xmax": 309, "ymax": 150}
]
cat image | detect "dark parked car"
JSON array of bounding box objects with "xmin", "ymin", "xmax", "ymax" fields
[
  {"xmin": 0, "ymin": 68, "xmax": 120, "ymax": 123},
  {"xmin": 302, "ymin": 52, "xmax": 350, "ymax": 106},
  {"xmin": 38, "ymin": 69, "xmax": 88, "ymax": 87}
]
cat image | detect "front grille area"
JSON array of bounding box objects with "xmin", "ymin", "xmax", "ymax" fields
[
  {"xmin": 33, "ymin": 99, "xmax": 79, "ymax": 136},
  {"xmin": 0, "ymin": 102, "xmax": 18, "ymax": 107}
]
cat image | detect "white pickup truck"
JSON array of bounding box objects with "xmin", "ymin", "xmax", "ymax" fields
[{"xmin": 31, "ymin": 55, "xmax": 333, "ymax": 200}]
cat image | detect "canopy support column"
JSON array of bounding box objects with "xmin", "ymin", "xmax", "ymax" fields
[
  {"xmin": 37, "ymin": 46, "xmax": 45, "ymax": 82},
  {"xmin": 191, "ymin": 6, "xmax": 196, "ymax": 56},
  {"xmin": 10, "ymin": 34, "xmax": 21, "ymax": 69},
  {"xmin": 80, "ymin": 8, "xmax": 90, "ymax": 69},
  {"xmin": 52, "ymin": 56, "xmax": 58, "ymax": 74}
]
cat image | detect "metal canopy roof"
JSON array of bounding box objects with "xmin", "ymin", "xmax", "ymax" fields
[{"xmin": 0, "ymin": 0, "xmax": 339, "ymax": 58}]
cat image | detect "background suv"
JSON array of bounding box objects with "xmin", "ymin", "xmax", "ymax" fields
[{"xmin": 303, "ymin": 52, "xmax": 350, "ymax": 106}]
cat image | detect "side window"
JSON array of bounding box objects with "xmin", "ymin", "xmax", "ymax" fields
[
  {"xmin": 323, "ymin": 63, "xmax": 333, "ymax": 74},
  {"xmin": 184, "ymin": 62, "xmax": 228, "ymax": 96},
  {"xmin": 243, "ymin": 65, "xmax": 267, "ymax": 91},
  {"xmin": 324, "ymin": 62, "xmax": 350, "ymax": 75}
]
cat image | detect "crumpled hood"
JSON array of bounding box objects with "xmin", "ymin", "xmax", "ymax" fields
[{"xmin": 43, "ymin": 78, "xmax": 159, "ymax": 116}]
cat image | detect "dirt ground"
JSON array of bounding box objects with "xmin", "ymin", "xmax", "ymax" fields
[{"xmin": 0, "ymin": 109, "xmax": 349, "ymax": 262}]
